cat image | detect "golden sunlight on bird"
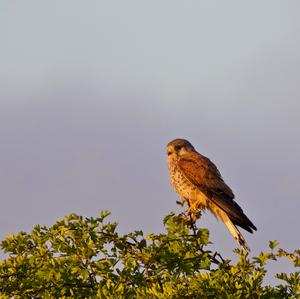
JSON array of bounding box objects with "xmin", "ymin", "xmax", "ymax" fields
[{"xmin": 166, "ymin": 138, "xmax": 257, "ymax": 251}]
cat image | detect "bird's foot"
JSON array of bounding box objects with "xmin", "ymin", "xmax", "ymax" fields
[{"xmin": 179, "ymin": 212, "xmax": 196, "ymax": 228}]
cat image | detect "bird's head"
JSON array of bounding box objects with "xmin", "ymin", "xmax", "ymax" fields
[{"xmin": 167, "ymin": 138, "xmax": 195, "ymax": 158}]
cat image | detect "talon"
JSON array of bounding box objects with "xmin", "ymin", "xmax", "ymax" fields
[
  {"xmin": 179, "ymin": 212, "xmax": 196, "ymax": 228},
  {"xmin": 179, "ymin": 213, "xmax": 192, "ymax": 223}
]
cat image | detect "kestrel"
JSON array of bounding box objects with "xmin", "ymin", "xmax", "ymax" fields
[{"xmin": 167, "ymin": 138, "xmax": 257, "ymax": 251}]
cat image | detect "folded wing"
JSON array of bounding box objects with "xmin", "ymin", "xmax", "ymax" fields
[{"xmin": 178, "ymin": 152, "xmax": 257, "ymax": 233}]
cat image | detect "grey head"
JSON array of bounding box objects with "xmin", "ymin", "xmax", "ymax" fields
[{"xmin": 167, "ymin": 138, "xmax": 195, "ymax": 157}]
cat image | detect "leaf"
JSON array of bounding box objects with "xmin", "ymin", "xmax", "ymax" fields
[
  {"xmin": 269, "ymin": 240, "xmax": 279, "ymax": 250},
  {"xmin": 0, "ymin": 210, "xmax": 299, "ymax": 298}
]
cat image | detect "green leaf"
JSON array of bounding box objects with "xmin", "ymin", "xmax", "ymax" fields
[
  {"xmin": 0, "ymin": 209, "xmax": 299, "ymax": 298},
  {"xmin": 269, "ymin": 240, "xmax": 279, "ymax": 250}
]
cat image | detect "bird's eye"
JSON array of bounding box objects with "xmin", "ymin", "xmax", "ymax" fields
[{"xmin": 174, "ymin": 145, "xmax": 181, "ymax": 151}]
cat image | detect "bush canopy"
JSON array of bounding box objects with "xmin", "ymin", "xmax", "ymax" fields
[{"xmin": 0, "ymin": 211, "xmax": 299, "ymax": 298}]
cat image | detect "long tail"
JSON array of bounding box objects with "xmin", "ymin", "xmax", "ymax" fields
[
  {"xmin": 224, "ymin": 216, "xmax": 250, "ymax": 251},
  {"xmin": 211, "ymin": 205, "xmax": 250, "ymax": 251},
  {"xmin": 209, "ymin": 201, "xmax": 251, "ymax": 251}
]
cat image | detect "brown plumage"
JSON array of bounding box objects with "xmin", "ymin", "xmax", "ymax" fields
[{"xmin": 167, "ymin": 138, "xmax": 257, "ymax": 251}]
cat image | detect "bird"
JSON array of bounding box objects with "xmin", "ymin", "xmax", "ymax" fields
[{"xmin": 166, "ymin": 138, "xmax": 257, "ymax": 251}]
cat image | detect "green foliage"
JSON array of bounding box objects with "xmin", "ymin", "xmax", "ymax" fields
[{"xmin": 0, "ymin": 211, "xmax": 299, "ymax": 298}]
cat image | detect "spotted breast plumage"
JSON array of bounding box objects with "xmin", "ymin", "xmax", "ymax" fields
[{"xmin": 167, "ymin": 138, "xmax": 257, "ymax": 251}]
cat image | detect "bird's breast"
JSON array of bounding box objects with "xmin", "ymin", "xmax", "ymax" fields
[{"xmin": 167, "ymin": 157, "xmax": 208, "ymax": 209}]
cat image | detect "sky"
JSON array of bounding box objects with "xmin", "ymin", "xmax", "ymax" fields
[{"xmin": 1, "ymin": 1, "xmax": 299, "ymax": 282}]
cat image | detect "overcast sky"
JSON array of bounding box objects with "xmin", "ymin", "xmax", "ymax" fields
[{"xmin": 1, "ymin": 1, "xmax": 299, "ymax": 281}]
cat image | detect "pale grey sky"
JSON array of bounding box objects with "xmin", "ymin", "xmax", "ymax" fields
[{"xmin": 0, "ymin": 1, "xmax": 299, "ymax": 280}]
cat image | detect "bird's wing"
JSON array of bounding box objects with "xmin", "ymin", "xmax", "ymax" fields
[
  {"xmin": 177, "ymin": 151, "xmax": 257, "ymax": 232},
  {"xmin": 177, "ymin": 151, "xmax": 234, "ymax": 199}
]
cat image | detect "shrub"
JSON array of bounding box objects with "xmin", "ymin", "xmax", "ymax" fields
[{"xmin": 0, "ymin": 211, "xmax": 299, "ymax": 298}]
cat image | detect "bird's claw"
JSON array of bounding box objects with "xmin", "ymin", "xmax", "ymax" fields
[{"xmin": 179, "ymin": 212, "xmax": 196, "ymax": 226}]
